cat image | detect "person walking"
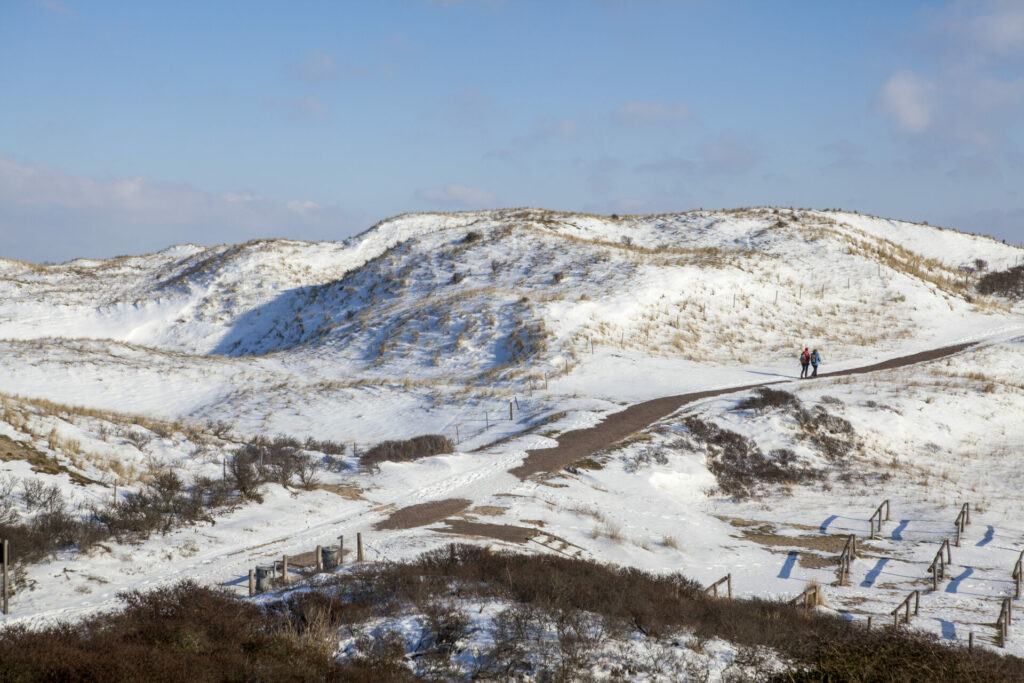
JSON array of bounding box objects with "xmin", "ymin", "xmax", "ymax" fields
[
  {"xmin": 800, "ymin": 347, "xmax": 810, "ymax": 378},
  {"xmin": 810, "ymin": 348, "xmax": 822, "ymax": 377}
]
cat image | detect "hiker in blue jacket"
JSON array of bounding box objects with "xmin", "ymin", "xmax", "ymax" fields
[{"xmin": 810, "ymin": 348, "xmax": 822, "ymax": 377}]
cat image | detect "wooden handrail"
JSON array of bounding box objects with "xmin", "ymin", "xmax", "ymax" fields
[
  {"xmin": 891, "ymin": 589, "xmax": 919, "ymax": 630},
  {"xmin": 703, "ymin": 573, "xmax": 732, "ymax": 599}
]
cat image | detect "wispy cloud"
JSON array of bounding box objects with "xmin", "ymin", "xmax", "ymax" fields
[
  {"xmin": 0, "ymin": 157, "xmax": 355, "ymax": 262},
  {"xmin": 38, "ymin": 0, "xmax": 77, "ymax": 17},
  {"xmin": 290, "ymin": 95, "xmax": 328, "ymax": 121},
  {"xmin": 876, "ymin": 70, "xmax": 933, "ymax": 134},
  {"xmin": 514, "ymin": 117, "xmax": 577, "ymax": 147},
  {"xmin": 698, "ymin": 131, "xmax": 758, "ymax": 174},
  {"xmin": 875, "ymin": 2, "xmax": 1024, "ymax": 154},
  {"xmin": 612, "ymin": 100, "xmax": 690, "ymax": 126},
  {"xmin": 290, "ymin": 51, "xmax": 341, "ymax": 82},
  {"xmin": 416, "ymin": 184, "xmax": 497, "ymax": 207}
]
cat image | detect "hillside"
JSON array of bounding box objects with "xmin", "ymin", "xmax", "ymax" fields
[{"xmin": 2, "ymin": 207, "xmax": 1024, "ymax": 675}]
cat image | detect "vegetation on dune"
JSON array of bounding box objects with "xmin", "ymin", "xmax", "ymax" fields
[{"xmin": 1, "ymin": 547, "xmax": 1020, "ymax": 681}]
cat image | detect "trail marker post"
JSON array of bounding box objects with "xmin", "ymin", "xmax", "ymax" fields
[
  {"xmin": 357, "ymin": 533, "xmax": 364, "ymax": 562},
  {"xmin": 1012, "ymin": 549, "xmax": 1023, "ymax": 599},
  {"xmin": 2, "ymin": 538, "xmax": 8, "ymax": 615}
]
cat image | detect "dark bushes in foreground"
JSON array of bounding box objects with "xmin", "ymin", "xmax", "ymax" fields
[
  {"xmin": 0, "ymin": 581, "xmax": 345, "ymax": 682},
  {"xmin": 3, "ymin": 547, "xmax": 1020, "ymax": 681},
  {"xmin": 360, "ymin": 434, "xmax": 453, "ymax": 471}
]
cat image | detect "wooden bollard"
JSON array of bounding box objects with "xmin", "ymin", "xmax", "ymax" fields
[
  {"xmin": 2, "ymin": 538, "xmax": 8, "ymax": 615},
  {"xmin": 248, "ymin": 569, "xmax": 255, "ymax": 597},
  {"xmin": 357, "ymin": 533, "xmax": 364, "ymax": 562},
  {"xmin": 316, "ymin": 545, "xmax": 323, "ymax": 572}
]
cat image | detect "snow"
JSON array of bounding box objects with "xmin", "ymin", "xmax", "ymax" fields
[{"xmin": 2, "ymin": 207, "xmax": 1024, "ymax": 671}]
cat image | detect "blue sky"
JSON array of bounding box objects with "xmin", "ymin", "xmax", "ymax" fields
[{"xmin": 2, "ymin": 0, "xmax": 1023, "ymax": 262}]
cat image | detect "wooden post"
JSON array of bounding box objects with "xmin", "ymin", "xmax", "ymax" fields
[
  {"xmin": 2, "ymin": 538, "xmax": 8, "ymax": 616},
  {"xmin": 866, "ymin": 616, "xmax": 872, "ymax": 630},
  {"xmin": 450, "ymin": 543, "xmax": 457, "ymax": 562},
  {"xmin": 485, "ymin": 412, "xmax": 489, "ymax": 430},
  {"xmin": 509, "ymin": 401, "xmax": 513, "ymax": 420},
  {"xmin": 316, "ymin": 545, "xmax": 323, "ymax": 572},
  {"xmin": 514, "ymin": 396, "xmax": 520, "ymax": 410},
  {"xmin": 248, "ymin": 569, "xmax": 255, "ymax": 597},
  {"xmin": 282, "ymin": 555, "xmax": 289, "ymax": 584},
  {"xmin": 113, "ymin": 481, "xmax": 117, "ymax": 504},
  {"xmin": 339, "ymin": 536, "xmax": 344, "ymax": 564},
  {"xmin": 357, "ymin": 533, "xmax": 364, "ymax": 562},
  {"xmin": 727, "ymin": 573, "xmax": 732, "ymax": 599},
  {"xmin": 455, "ymin": 424, "xmax": 460, "ymax": 444},
  {"xmin": 969, "ymin": 631, "xmax": 974, "ymax": 651},
  {"xmin": 222, "ymin": 458, "xmax": 226, "ymax": 480}
]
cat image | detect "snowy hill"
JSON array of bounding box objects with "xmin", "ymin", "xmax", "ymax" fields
[{"xmin": 2, "ymin": 207, "xmax": 1024, "ymax": 670}]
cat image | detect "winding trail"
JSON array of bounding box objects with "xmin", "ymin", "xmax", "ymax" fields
[{"xmin": 383, "ymin": 341, "xmax": 977, "ymax": 529}]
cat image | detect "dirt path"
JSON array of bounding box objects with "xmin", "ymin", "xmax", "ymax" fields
[
  {"xmin": 379, "ymin": 341, "xmax": 978, "ymax": 530},
  {"xmin": 511, "ymin": 341, "xmax": 975, "ymax": 479}
]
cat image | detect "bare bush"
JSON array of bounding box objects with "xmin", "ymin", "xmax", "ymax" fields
[
  {"xmin": 977, "ymin": 264, "xmax": 1024, "ymax": 298},
  {"xmin": 684, "ymin": 418, "xmax": 823, "ymax": 499},
  {"xmin": 795, "ymin": 406, "xmax": 857, "ymax": 461},
  {"xmin": 123, "ymin": 429, "xmax": 152, "ymax": 451},
  {"xmin": 360, "ymin": 435, "xmax": 453, "ymax": 471},
  {"xmin": 735, "ymin": 387, "xmax": 800, "ymax": 412}
]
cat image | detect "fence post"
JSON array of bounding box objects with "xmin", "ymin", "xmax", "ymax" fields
[
  {"xmin": 866, "ymin": 616, "xmax": 872, "ymax": 630},
  {"xmin": 2, "ymin": 538, "xmax": 8, "ymax": 615},
  {"xmin": 248, "ymin": 569, "xmax": 255, "ymax": 597},
  {"xmin": 455, "ymin": 424, "xmax": 460, "ymax": 444},
  {"xmin": 969, "ymin": 631, "xmax": 974, "ymax": 652},
  {"xmin": 357, "ymin": 533, "xmax": 364, "ymax": 562},
  {"xmin": 509, "ymin": 401, "xmax": 513, "ymax": 420},
  {"xmin": 282, "ymin": 555, "xmax": 289, "ymax": 584},
  {"xmin": 727, "ymin": 573, "xmax": 732, "ymax": 600},
  {"xmin": 339, "ymin": 535, "xmax": 344, "ymax": 564},
  {"xmin": 316, "ymin": 545, "xmax": 323, "ymax": 572},
  {"xmin": 485, "ymin": 412, "xmax": 489, "ymax": 430}
]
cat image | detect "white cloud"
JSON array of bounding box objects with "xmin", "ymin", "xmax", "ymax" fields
[
  {"xmin": 0, "ymin": 157, "xmax": 356, "ymax": 262},
  {"xmin": 698, "ymin": 131, "xmax": 758, "ymax": 174},
  {"xmin": 514, "ymin": 117, "xmax": 577, "ymax": 147},
  {"xmin": 416, "ymin": 184, "xmax": 497, "ymax": 207},
  {"xmin": 291, "ymin": 95, "xmax": 328, "ymax": 120},
  {"xmin": 290, "ymin": 51, "xmax": 340, "ymax": 82},
  {"xmin": 38, "ymin": 0, "xmax": 77, "ymax": 17},
  {"xmin": 877, "ymin": 70, "xmax": 933, "ymax": 134},
  {"xmin": 612, "ymin": 100, "xmax": 690, "ymax": 126}
]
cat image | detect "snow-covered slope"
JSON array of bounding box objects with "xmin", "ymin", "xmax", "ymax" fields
[{"xmin": 2, "ymin": 207, "xmax": 1024, "ymax": 664}]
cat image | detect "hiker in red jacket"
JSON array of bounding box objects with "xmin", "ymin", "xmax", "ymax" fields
[{"xmin": 800, "ymin": 347, "xmax": 811, "ymax": 378}]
